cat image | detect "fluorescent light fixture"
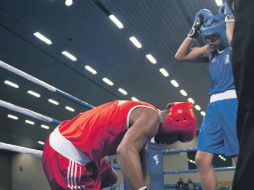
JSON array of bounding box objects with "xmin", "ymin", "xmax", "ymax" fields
[
  {"xmin": 65, "ymin": 106, "xmax": 75, "ymax": 112},
  {"xmin": 109, "ymin": 15, "xmax": 124, "ymax": 29},
  {"xmin": 25, "ymin": 120, "xmax": 35, "ymax": 125},
  {"xmin": 218, "ymin": 155, "xmax": 226, "ymax": 161},
  {"xmin": 7, "ymin": 114, "xmax": 18, "ymax": 120},
  {"xmin": 118, "ymin": 88, "xmax": 128, "ymax": 95},
  {"xmin": 41, "ymin": 124, "xmax": 50, "ymax": 129},
  {"xmin": 129, "ymin": 36, "xmax": 142, "ymax": 48},
  {"xmin": 195, "ymin": 105, "xmax": 201, "ymax": 111},
  {"xmin": 27, "ymin": 90, "xmax": 41, "ymax": 98},
  {"xmin": 146, "ymin": 54, "xmax": 157, "ymax": 64},
  {"xmin": 215, "ymin": 0, "xmax": 223, "ymax": 6},
  {"xmin": 4, "ymin": 80, "xmax": 19, "ymax": 88},
  {"xmin": 170, "ymin": 80, "xmax": 179, "ymax": 87},
  {"xmin": 102, "ymin": 78, "xmax": 114, "ymax": 86},
  {"xmin": 48, "ymin": 98, "xmax": 59, "ymax": 105},
  {"xmin": 33, "ymin": 32, "xmax": 52, "ymax": 45},
  {"xmin": 84, "ymin": 65, "xmax": 97, "ymax": 75},
  {"xmin": 159, "ymin": 68, "xmax": 169, "ymax": 77},
  {"xmin": 65, "ymin": 0, "xmax": 73, "ymax": 6},
  {"xmin": 131, "ymin": 97, "xmax": 139, "ymax": 101},
  {"xmin": 62, "ymin": 51, "xmax": 77, "ymax": 61},
  {"xmin": 187, "ymin": 98, "xmax": 195, "ymax": 104},
  {"xmin": 38, "ymin": 141, "xmax": 45, "ymax": 145},
  {"xmin": 201, "ymin": 111, "xmax": 206, "ymax": 116},
  {"xmin": 188, "ymin": 159, "xmax": 196, "ymax": 164},
  {"xmin": 180, "ymin": 89, "xmax": 187, "ymax": 96}
]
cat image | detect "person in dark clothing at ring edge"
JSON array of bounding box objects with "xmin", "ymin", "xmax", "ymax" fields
[{"xmin": 225, "ymin": 0, "xmax": 254, "ymax": 189}]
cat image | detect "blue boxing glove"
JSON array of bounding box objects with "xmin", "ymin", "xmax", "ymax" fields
[
  {"xmin": 218, "ymin": 2, "xmax": 235, "ymax": 23},
  {"xmin": 188, "ymin": 9, "xmax": 213, "ymax": 39}
]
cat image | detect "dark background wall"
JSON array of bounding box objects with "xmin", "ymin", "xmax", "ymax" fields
[{"xmin": 0, "ymin": 151, "xmax": 12, "ymax": 190}]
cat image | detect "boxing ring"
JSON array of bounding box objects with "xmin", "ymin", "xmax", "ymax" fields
[{"xmin": 0, "ymin": 59, "xmax": 236, "ymax": 189}]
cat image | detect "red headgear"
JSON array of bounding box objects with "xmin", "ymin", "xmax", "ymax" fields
[{"xmin": 158, "ymin": 102, "xmax": 197, "ymax": 143}]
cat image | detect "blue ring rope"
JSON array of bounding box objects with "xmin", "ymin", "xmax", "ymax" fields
[{"xmin": 163, "ymin": 148, "xmax": 197, "ymax": 154}]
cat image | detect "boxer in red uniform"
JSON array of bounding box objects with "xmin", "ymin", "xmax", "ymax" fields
[{"xmin": 42, "ymin": 100, "xmax": 196, "ymax": 190}]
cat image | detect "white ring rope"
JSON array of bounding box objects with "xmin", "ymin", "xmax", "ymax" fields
[
  {"xmin": 0, "ymin": 59, "xmax": 94, "ymax": 109},
  {"xmin": 0, "ymin": 60, "xmax": 56, "ymax": 92},
  {"xmin": 0, "ymin": 142, "xmax": 42, "ymax": 158},
  {"xmin": 0, "ymin": 99, "xmax": 60, "ymax": 125}
]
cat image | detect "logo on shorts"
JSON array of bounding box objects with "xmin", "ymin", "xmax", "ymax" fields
[{"xmin": 153, "ymin": 155, "xmax": 160, "ymax": 165}]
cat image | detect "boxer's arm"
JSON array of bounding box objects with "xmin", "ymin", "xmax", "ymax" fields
[
  {"xmin": 140, "ymin": 148, "xmax": 150, "ymax": 188},
  {"xmin": 226, "ymin": 21, "xmax": 234, "ymax": 46},
  {"xmin": 175, "ymin": 37, "xmax": 210, "ymax": 62},
  {"xmin": 219, "ymin": 2, "xmax": 235, "ymax": 46},
  {"xmin": 116, "ymin": 108, "xmax": 159, "ymax": 190},
  {"xmin": 224, "ymin": 3, "xmax": 235, "ymax": 46}
]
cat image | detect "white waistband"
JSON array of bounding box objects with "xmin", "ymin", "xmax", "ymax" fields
[
  {"xmin": 49, "ymin": 127, "xmax": 90, "ymax": 166},
  {"xmin": 210, "ymin": 89, "xmax": 237, "ymax": 103}
]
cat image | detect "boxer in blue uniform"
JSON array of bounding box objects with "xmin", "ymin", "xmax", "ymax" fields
[{"xmin": 175, "ymin": 3, "xmax": 239, "ymax": 190}]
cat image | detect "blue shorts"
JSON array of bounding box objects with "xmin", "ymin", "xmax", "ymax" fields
[{"xmin": 197, "ymin": 98, "xmax": 239, "ymax": 157}]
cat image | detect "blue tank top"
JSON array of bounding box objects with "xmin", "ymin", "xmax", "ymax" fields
[{"xmin": 208, "ymin": 46, "xmax": 235, "ymax": 95}]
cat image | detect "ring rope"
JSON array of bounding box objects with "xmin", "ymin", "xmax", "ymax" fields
[
  {"xmin": 0, "ymin": 142, "xmax": 42, "ymax": 158},
  {"xmin": 163, "ymin": 167, "xmax": 235, "ymax": 174},
  {"xmin": 0, "ymin": 142, "xmax": 236, "ymax": 174},
  {"xmin": 0, "ymin": 99, "xmax": 61, "ymax": 125},
  {"xmin": 0, "ymin": 59, "xmax": 94, "ymax": 109},
  {"xmin": 163, "ymin": 148, "xmax": 197, "ymax": 154}
]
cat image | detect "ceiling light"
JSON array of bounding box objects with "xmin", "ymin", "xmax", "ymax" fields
[
  {"xmin": 48, "ymin": 99, "xmax": 59, "ymax": 105},
  {"xmin": 27, "ymin": 90, "xmax": 41, "ymax": 98},
  {"xmin": 25, "ymin": 120, "xmax": 35, "ymax": 125},
  {"xmin": 170, "ymin": 80, "xmax": 179, "ymax": 87},
  {"xmin": 146, "ymin": 54, "xmax": 157, "ymax": 64},
  {"xmin": 129, "ymin": 36, "xmax": 142, "ymax": 48},
  {"xmin": 65, "ymin": 0, "xmax": 73, "ymax": 6},
  {"xmin": 102, "ymin": 78, "xmax": 114, "ymax": 86},
  {"xmin": 201, "ymin": 111, "xmax": 206, "ymax": 116},
  {"xmin": 84, "ymin": 65, "xmax": 97, "ymax": 75},
  {"xmin": 65, "ymin": 106, "xmax": 75, "ymax": 112},
  {"xmin": 109, "ymin": 15, "xmax": 124, "ymax": 29},
  {"xmin": 62, "ymin": 51, "xmax": 77, "ymax": 61},
  {"xmin": 180, "ymin": 89, "xmax": 187, "ymax": 96},
  {"xmin": 195, "ymin": 105, "xmax": 201, "ymax": 111},
  {"xmin": 218, "ymin": 155, "xmax": 226, "ymax": 161},
  {"xmin": 159, "ymin": 68, "xmax": 169, "ymax": 77},
  {"xmin": 38, "ymin": 141, "xmax": 45, "ymax": 145},
  {"xmin": 118, "ymin": 88, "xmax": 128, "ymax": 95},
  {"xmin": 4, "ymin": 80, "xmax": 19, "ymax": 88},
  {"xmin": 7, "ymin": 114, "xmax": 18, "ymax": 120},
  {"xmin": 131, "ymin": 97, "xmax": 139, "ymax": 101},
  {"xmin": 41, "ymin": 124, "xmax": 50, "ymax": 129},
  {"xmin": 188, "ymin": 159, "xmax": 196, "ymax": 164},
  {"xmin": 188, "ymin": 98, "xmax": 195, "ymax": 104},
  {"xmin": 215, "ymin": 0, "xmax": 223, "ymax": 6},
  {"xmin": 33, "ymin": 32, "xmax": 52, "ymax": 45}
]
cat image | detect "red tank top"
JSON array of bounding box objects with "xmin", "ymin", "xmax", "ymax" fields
[{"xmin": 58, "ymin": 100, "xmax": 159, "ymax": 161}]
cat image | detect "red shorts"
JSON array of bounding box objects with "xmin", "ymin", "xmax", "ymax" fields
[{"xmin": 42, "ymin": 138, "xmax": 113, "ymax": 190}]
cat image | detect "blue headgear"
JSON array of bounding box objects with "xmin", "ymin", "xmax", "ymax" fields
[{"xmin": 200, "ymin": 15, "xmax": 228, "ymax": 48}]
